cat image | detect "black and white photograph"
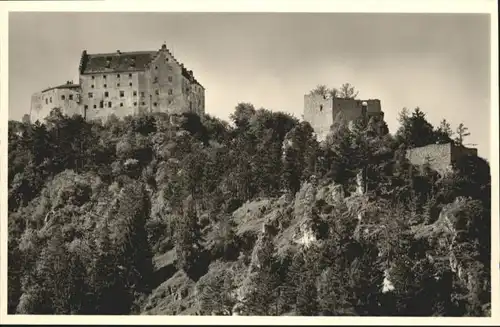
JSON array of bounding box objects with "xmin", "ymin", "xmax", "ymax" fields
[{"xmin": 1, "ymin": 0, "xmax": 498, "ymax": 323}]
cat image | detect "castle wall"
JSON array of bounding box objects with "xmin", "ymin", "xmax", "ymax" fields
[
  {"xmin": 332, "ymin": 98, "xmax": 383, "ymax": 122},
  {"xmin": 450, "ymin": 144, "xmax": 479, "ymax": 163},
  {"xmin": 406, "ymin": 143, "xmax": 453, "ymax": 175},
  {"xmin": 303, "ymin": 94, "xmax": 334, "ymax": 141},
  {"xmin": 29, "ymin": 45, "xmax": 205, "ymax": 123},
  {"xmin": 80, "ymin": 72, "xmax": 139, "ymax": 121},
  {"xmin": 406, "ymin": 143, "xmax": 479, "ymax": 175},
  {"xmin": 185, "ymin": 81, "xmax": 205, "ymax": 117},
  {"xmin": 145, "ymin": 50, "xmax": 185, "ymax": 115},
  {"xmin": 30, "ymin": 88, "xmax": 81, "ymax": 123},
  {"xmin": 304, "ymin": 95, "xmax": 383, "ymax": 141}
]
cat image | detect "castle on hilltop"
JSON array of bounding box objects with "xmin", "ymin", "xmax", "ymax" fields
[
  {"xmin": 303, "ymin": 92, "xmax": 384, "ymax": 141},
  {"xmin": 30, "ymin": 43, "xmax": 205, "ymax": 123},
  {"xmin": 303, "ymin": 91, "xmax": 478, "ymax": 176}
]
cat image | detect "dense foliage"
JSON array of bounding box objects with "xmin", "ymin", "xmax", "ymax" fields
[{"xmin": 7, "ymin": 104, "xmax": 490, "ymax": 316}]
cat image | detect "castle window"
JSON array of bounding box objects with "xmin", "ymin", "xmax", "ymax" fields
[
  {"xmin": 88, "ymin": 92, "xmax": 93, "ymax": 98},
  {"xmin": 134, "ymin": 102, "xmax": 137, "ymax": 106},
  {"xmin": 129, "ymin": 82, "xmax": 132, "ymax": 87},
  {"xmin": 50, "ymin": 97, "xmax": 52, "ymax": 103},
  {"xmin": 91, "ymin": 76, "xmax": 95, "ymax": 80},
  {"xmin": 69, "ymin": 94, "xmax": 73, "ymax": 100},
  {"xmin": 93, "ymin": 104, "xmax": 97, "ymax": 109},
  {"xmin": 61, "ymin": 95, "xmax": 66, "ymax": 100},
  {"xmin": 168, "ymin": 76, "xmax": 173, "ymax": 82},
  {"xmin": 120, "ymin": 103, "xmax": 124, "ymax": 107},
  {"xmin": 99, "ymin": 101, "xmax": 104, "ymax": 108},
  {"xmin": 166, "ymin": 58, "xmax": 169, "ymax": 62},
  {"xmin": 117, "ymin": 83, "xmax": 120, "ymax": 87},
  {"xmin": 168, "ymin": 100, "xmax": 172, "ymax": 105},
  {"xmin": 154, "ymin": 102, "xmax": 158, "ymax": 107},
  {"xmin": 129, "ymin": 73, "xmax": 132, "ymax": 78},
  {"xmin": 141, "ymin": 92, "xmax": 145, "ymax": 97},
  {"xmin": 104, "ymin": 84, "xmax": 107, "ymax": 88},
  {"xmin": 120, "ymin": 91, "xmax": 124, "ymax": 97},
  {"xmin": 154, "ymin": 77, "xmax": 158, "ymax": 83},
  {"xmin": 103, "ymin": 75, "xmax": 107, "ymax": 79},
  {"xmin": 155, "ymin": 66, "xmax": 158, "ymax": 70},
  {"xmin": 141, "ymin": 102, "xmax": 145, "ymax": 105},
  {"xmin": 117, "ymin": 74, "xmax": 120, "ymax": 78},
  {"xmin": 46, "ymin": 99, "xmax": 48, "ymax": 104},
  {"xmin": 84, "ymin": 105, "xmax": 88, "ymax": 110},
  {"xmin": 105, "ymin": 91, "xmax": 109, "ymax": 97},
  {"xmin": 155, "ymin": 90, "xmax": 159, "ymax": 95},
  {"xmin": 133, "ymin": 91, "xmax": 137, "ymax": 96},
  {"xmin": 319, "ymin": 104, "xmax": 323, "ymax": 111},
  {"xmin": 108, "ymin": 102, "xmax": 112, "ymax": 108},
  {"xmin": 168, "ymin": 89, "xmax": 173, "ymax": 95},
  {"xmin": 91, "ymin": 85, "xmax": 95, "ymax": 88}
]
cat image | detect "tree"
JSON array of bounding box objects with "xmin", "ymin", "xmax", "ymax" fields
[
  {"xmin": 454, "ymin": 123, "xmax": 471, "ymax": 146},
  {"xmin": 435, "ymin": 119, "xmax": 454, "ymax": 144},
  {"xmin": 395, "ymin": 107, "xmax": 437, "ymax": 148},
  {"xmin": 328, "ymin": 88, "xmax": 339, "ymax": 99},
  {"xmin": 174, "ymin": 196, "xmax": 204, "ymax": 277},
  {"xmin": 339, "ymin": 83, "xmax": 359, "ymax": 99},
  {"xmin": 243, "ymin": 234, "xmax": 280, "ymax": 315},
  {"xmin": 114, "ymin": 183, "xmax": 154, "ymax": 300},
  {"xmin": 309, "ymin": 84, "xmax": 329, "ymax": 97},
  {"xmin": 230, "ymin": 103, "xmax": 256, "ymax": 130}
]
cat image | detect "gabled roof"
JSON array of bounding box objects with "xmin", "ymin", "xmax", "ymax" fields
[
  {"xmin": 41, "ymin": 82, "xmax": 80, "ymax": 93},
  {"xmin": 78, "ymin": 45, "xmax": 204, "ymax": 88},
  {"xmin": 79, "ymin": 51, "xmax": 156, "ymax": 75}
]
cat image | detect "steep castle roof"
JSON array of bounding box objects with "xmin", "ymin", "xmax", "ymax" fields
[
  {"xmin": 41, "ymin": 81, "xmax": 80, "ymax": 93},
  {"xmin": 79, "ymin": 50, "xmax": 157, "ymax": 74},
  {"xmin": 78, "ymin": 44, "xmax": 203, "ymax": 88}
]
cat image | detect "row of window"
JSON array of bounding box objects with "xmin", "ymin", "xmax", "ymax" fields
[
  {"xmin": 89, "ymin": 70, "xmax": 173, "ymax": 81},
  {"xmin": 91, "ymin": 73, "xmax": 133, "ymax": 80},
  {"xmin": 45, "ymin": 94, "xmax": 75, "ymax": 104},
  {"xmin": 87, "ymin": 89, "xmax": 173, "ymax": 98},
  {"xmin": 83, "ymin": 100, "xmax": 171, "ymax": 110},
  {"xmin": 91, "ymin": 82, "xmax": 134, "ymax": 88}
]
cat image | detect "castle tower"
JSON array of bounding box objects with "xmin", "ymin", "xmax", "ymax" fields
[{"xmin": 303, "ymin": 93, "xmax": 383, "ymax": 141}]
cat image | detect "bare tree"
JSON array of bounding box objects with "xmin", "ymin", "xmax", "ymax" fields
[
  {"xmin": 309, "ymin": 84, "xmax": 329, "ymax": 97},
  {"xmin": 328, "ymin": 88, "xmax": 339, "ymax": 99},
  {"xmin": 339, "ymin": 83, "xmax": 359, "ymax": 99},
  {"xmin": 454, "ymin": 123, "xmax": 471, "ymax": 146}
]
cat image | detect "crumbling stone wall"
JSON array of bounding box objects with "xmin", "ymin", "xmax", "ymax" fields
[
  {"xmin": 405, "ymin": 143, "xmax": 478, "ymax": 175},
  {"xmin": 303, "ymin": 94, "xmax": 334, "ymax": 141},
  {"xmin": 303, "ymin": 94, "xmax": 383, "ymax": 141}
]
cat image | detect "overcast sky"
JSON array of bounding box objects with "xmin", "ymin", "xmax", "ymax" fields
[{"xmin": 9, "ymin": 12, "xmax": 491, "ymax": 159}]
